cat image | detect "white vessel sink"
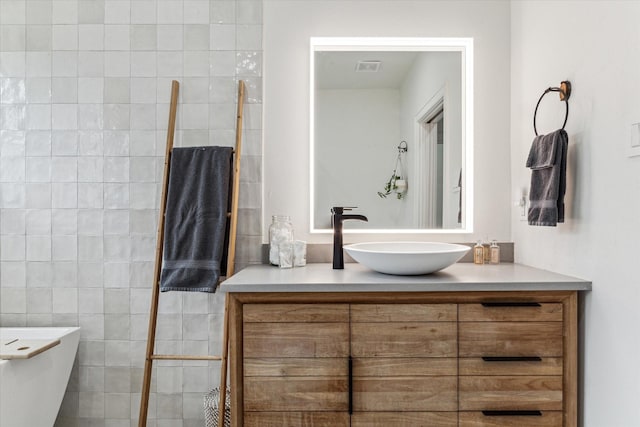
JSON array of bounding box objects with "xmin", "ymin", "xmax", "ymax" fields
[{"xmin": 343, "ymin": 242, "xmax": 470, "ymax": 275}]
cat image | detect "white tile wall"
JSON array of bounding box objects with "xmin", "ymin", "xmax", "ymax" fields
[{"xmin": 0, "ymin": 0, "xmax": 262, "ymax": 425}]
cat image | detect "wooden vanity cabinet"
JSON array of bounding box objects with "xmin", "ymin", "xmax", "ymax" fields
[{"xmin": 229, "ymin": 292, "xmax": 578, "ymax": 427}]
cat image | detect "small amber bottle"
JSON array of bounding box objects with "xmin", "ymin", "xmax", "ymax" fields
[
  {"xmin": 473, "ymin": 241, "xmax": 484, "ymax": 265},
  {"xmin": 490, "ymin": 240, "xmax": 500, "ymax": 264}
]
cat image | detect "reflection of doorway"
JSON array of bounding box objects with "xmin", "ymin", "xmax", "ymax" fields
[{"xmin": 415, "ymin": 88, "xmax": 445, "ymax": 228}]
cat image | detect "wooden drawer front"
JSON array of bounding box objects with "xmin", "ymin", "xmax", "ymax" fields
[
  {"xmin": 459, "ymin": 303, "xmax": 562, "ymax": 322},
  {"xmin": 459, "ymin": 411, "xmax": 563, "ymax": 426},
  {"xmin": 459, "ymin": 357, "xmax": 562, "ymax": 376},
  {"xmin": 353, "ymin": 357, "xmax": 457, "ymax": 377},
  {"xmin": 459, "ymin": 376, "xmax": 563, "ymax": 411},
  {"xmin": 351, "ymin": 304, "xmax": 457, "ymax": 322},
  {"xmin": 352, "ymin": 411, "xmax": 458, "ymax": 427},
  {"xmin": 244, "ymin": 376, "xmax": 348, "ymax": 411},
  {"xmin": 353, "ymin": 377, "xmax": 458, "ymax": 411},
  {"xmin": 244, "ymin": 411, "xmax": 350, "ymax": 426},
  {"xmin": 244, "ymin": 322, "xmax": 349, "ymax": 358},
  {"xmin": 243, "ymin": 303, "xmax": 349, "ymax": 323},
  {"xmin": 245, "ymin": 357, "xmax": 347, "ymax": 377},
  {"xmin": 459, "ymin": 322, "xmax": 562, "ymax": 357},
  {"xmin": 351, "ymin": 322, "xmax": 457, "ymax": 357}
]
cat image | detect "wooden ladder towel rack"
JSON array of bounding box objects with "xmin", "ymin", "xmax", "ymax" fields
[{"xmin": 138, "ymin": 79, "xmax": 245, "ymax": 427}]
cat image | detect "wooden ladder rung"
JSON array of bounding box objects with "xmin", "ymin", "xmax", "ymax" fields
[{"xmin": 151, "ymin": 354, "xmax": 222, "ymax": 361}]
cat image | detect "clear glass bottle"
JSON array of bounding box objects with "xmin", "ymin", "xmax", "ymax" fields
[
  {"xmin": 483, "ymin": 240, "xmax": 491, "ymax": 263},
  {"xmin": 473, "ymin": 240, "xmax": 484, "ymax": 265},
  {"xmin": 490, "ymin": 240, "xmax": 500, "ymax": 264},
  {"xmin": 269, "ymin": 215, "xmax": 294, "ymax": 266}
]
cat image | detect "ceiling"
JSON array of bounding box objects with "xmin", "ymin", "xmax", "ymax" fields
[{"xmin": 315, "ymin": 51, "xmax": 419, "ymax": 90}]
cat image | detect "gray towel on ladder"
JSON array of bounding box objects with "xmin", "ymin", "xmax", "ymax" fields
[
  {"xmin": 526, "ymin": 129, "xmax": 568, "ymax": 226},
  {"xmin": 160, "ymin": 146, "xmax": 233, "ymax": 292}
]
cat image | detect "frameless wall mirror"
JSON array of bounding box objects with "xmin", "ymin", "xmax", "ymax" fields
[{"xmin": 310, "ymin": 37, "xmax": 473, "ymax": 233}]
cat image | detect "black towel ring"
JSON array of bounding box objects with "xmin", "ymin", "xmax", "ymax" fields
[{"xmin": 533, "ymin": 81, "xmax": 571, "ymax": 136}]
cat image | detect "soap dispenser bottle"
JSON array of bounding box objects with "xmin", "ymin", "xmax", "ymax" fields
[
  {"xmin": 490, "ymin": 240, "xmax": 500, "ymax": 264},
  {"xmin": 473, "ymin": 240, "xmax": 484, "ymax": 265}
]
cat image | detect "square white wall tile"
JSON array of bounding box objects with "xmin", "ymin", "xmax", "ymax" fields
[
  {"xmin": 157, "ymin": 25, "xmax": 184, "ymax": 51},
  {"xmin": 131, "ymin": 1, "xmax": 156, "ymax": 25},
  {"xmin": 26, "ymin": 104, "xmax": 52, "ymax": 130},
  {"xmin": 26, "ymin": 209, "xmax": 52, "ymax": 235},
  {"xmin": 78, "ymin": 209, "xmax": 104, "ymax": 235},
  {"xmin": 52, "ymin": 104, "xmax": 79, "ymax": 130},
  {"xmin": 0, "ymin": 157, "xmax": 26, "ymax": 182},
  {"xmin": 26, "ymin": 235, "xmax": 51, "ymax": 261},
  {"xmin": 1, "ymin": 261, "xmax": 26, "ymax": 287},
  {"xmin": 157, "ymin": 1, "xmax": 184, "ymax": 24},
  {"xmin": 185, "ymin": 1, "xmax": 210, "ymax": 24},
  {"xmin": 184, "ymin": 25, "xmax": 210, "ymax": 51},
  {"xmin": 1, "ymin": 235, "xmax": 26, "ymax": 261},
  {"xmin": 210, "ymin": 24, "xmax": 235, "ymax": 51},
  {"xmin": 104, "ymin": 26, "xmax": 131, "ymax": 51},
  {"xmin": 52, "ymin": 157, "xmax": 78, "ymax": 182},
  {"xmin": 0, "ymin": 52, "xmax": 26, "ymax": 77},
  {"xmin": 25, "ymin": 131, "xmax": 51, "ymax": 156},
  {"xmin": 1, "ymin": 289, "xmax": 27, "ymax": 313},
  {"xmin": 52, "ymin": 288, "xmax": 78, "ymax": 313},
  {"xmin": 52, "ymin": 1, "xmax": 79, "ymax": 25},
  {"xmin": 211, "ymin": 1, "xmax": 236, "ymax": 25},
  {"xmin": 52, "ymin": 209, "xmax": 77, "ymax": 235},
  {"xmin": 1, "ymin": 182, "xmax": 26, "ymax": 208},
  {"xmin": 130, "ymin": 25, "xmax": 157, "ymax": 51},
  {"xmin": 52, "ymin": 25, "xmax": 79, "ymax": 51},
  {"xmin": 51, "ymin": 131, "xmax": 78, "ymax": 155},
  {"xmin": 52, "ymin": 183, "xmax": 78, "ymax": 208},
  {"xmin": 103, "ymin": 262, "xmax": 129, "ymax": 288},
  {"xmin": 1, "ymin": 209, "xmax": 26, "ymax": 234},
  {"xmin": 53, "ymin": 235, "xmax": 78, "ymax": 261},
  {"xmin": 27, "ymin": 1, "xmax": 52, "ymax": 25},
  {"xmin": 78, "ymin": 78, "xmax": 105, "ymax": 104},
  {"xmin": 26, "ymin": 25, "xmax": 53, "ymax": 51},
  {"xmin": 105, "ymin": 2, "xmax": 131, "ymax": 25},
  {"xmin": 104, "ymin": 210, "xmax": 130, "ymax": 235},
  {"xmin": 79, "ymin": 25, "xmax": 105, "ymax": 51},
  {"xmin": 78, "ymin": 0, "xmax": 105, "ymax": 25},
  {"xmin": 23, "ymin": 55, "xmax": 49, "ymax": 78},
  {"xmin": 78, "ymin": 131, "xmax": 104, "ymax": 156},
  {"xmin": 2, "ymin": 1, "xmax": 27, "ymax": 25}
]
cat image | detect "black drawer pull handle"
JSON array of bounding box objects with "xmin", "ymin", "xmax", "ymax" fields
[
  {"xmin": 481, "ymin": 302, "xmax": 541, "ymax": 307},
  {"xmin": 348, "ymin": 356, "xmax": 353, "ymax": 415},
  {"xmin": 482, "ymin": 410, "xmax": 542, "ymax": 416},
  {"xmin": 482, "ymin": 356, "xmax": 542, "ymax": 362}
]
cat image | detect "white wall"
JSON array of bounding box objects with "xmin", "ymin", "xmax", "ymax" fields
[
  {"xmin": 315, "ymin": 89, "xmax": 405, "ymax": 229},
  {"xmin": 511, "ymin": 2, "xmax": 640, "ymax": 425},
  {"xmin": 400, "ymin": 52, "xmax": 461, "ymax": 228},
  {"xmin": 263, "ymin": 0, "xmax": 512, "ymax": 243}
]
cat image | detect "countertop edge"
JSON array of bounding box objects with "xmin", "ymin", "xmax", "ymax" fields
[{"xmin": 220, "ymin": 263, "xmax": 592, "ymax": 293}]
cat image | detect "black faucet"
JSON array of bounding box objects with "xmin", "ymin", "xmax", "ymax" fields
[{"xmin": 331, "ymin": 207, "xmax": 368, "ymax": 269}]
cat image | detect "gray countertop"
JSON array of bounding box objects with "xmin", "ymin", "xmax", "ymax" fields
[{"xmin": 221, "ymin": 263, "xmax": 591, "ymax": 293}]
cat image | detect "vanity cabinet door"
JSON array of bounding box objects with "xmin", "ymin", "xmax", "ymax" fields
[
  {"xmin": 350, "ymin": 304, "xmax": 458, "ymax": 426},
  {"xmin": 458, "ymin": 303, "xmax": 564, "ymax": 426},
  {"xmin": 243, "ymin": 304, "xmax": 350, "ymax": 426}
]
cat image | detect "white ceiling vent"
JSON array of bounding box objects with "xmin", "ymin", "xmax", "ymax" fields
[{"xmin": 355, "ymin": 60, "xmax": 382, "ymax": 72}]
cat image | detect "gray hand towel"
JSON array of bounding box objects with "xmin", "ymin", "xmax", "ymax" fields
[
  {"xmin": 160, "ymin": 146, "xmax": 233, "ymax": 292},
  {"xmin": 527, "ymin": 129, "xmax": 568, "ymax": 226}
]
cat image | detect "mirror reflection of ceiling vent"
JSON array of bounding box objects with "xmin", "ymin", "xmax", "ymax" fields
[{"xmin": 355, "ymin": 60, "xmax": 382, "ymax": 72}]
